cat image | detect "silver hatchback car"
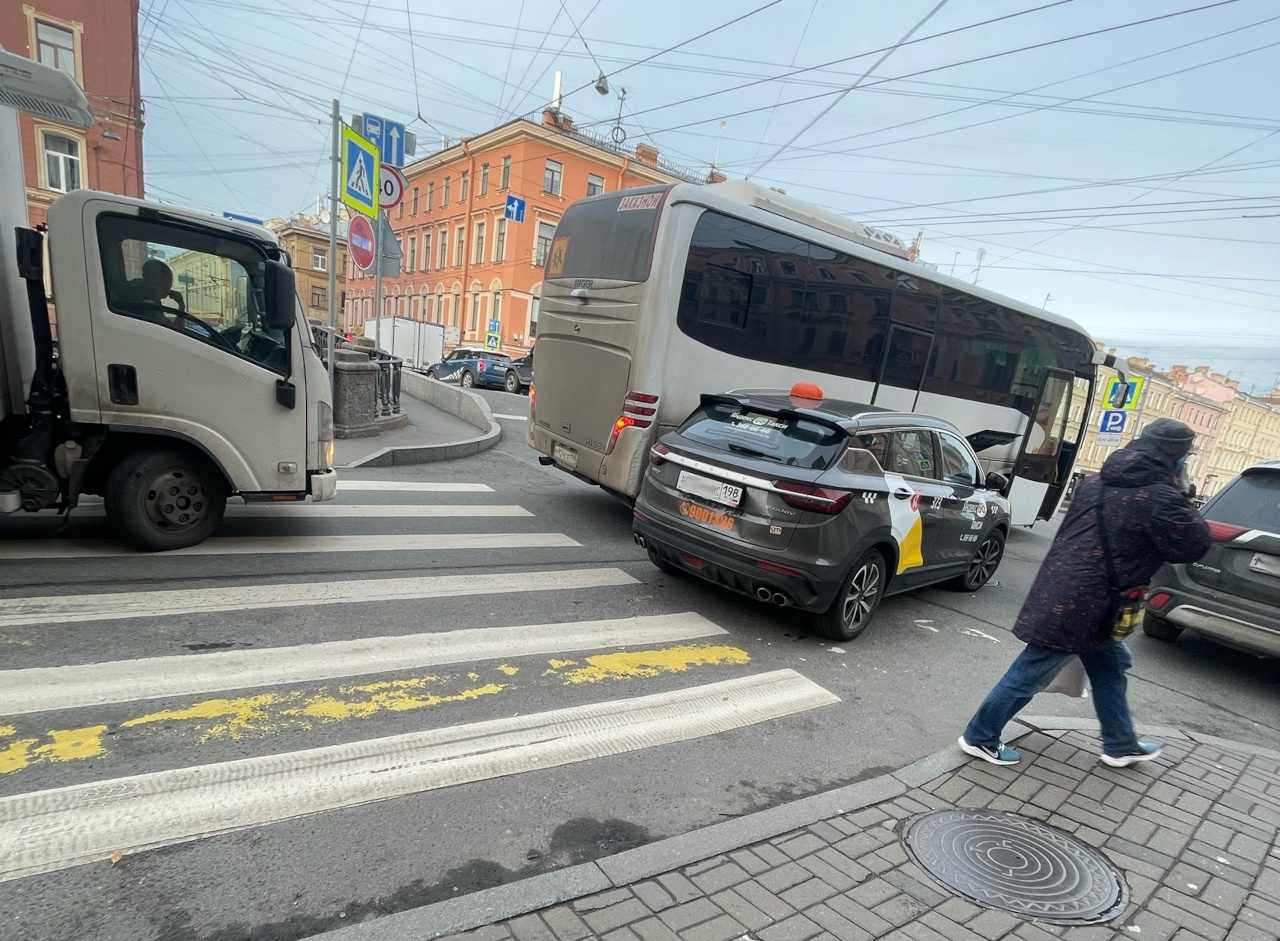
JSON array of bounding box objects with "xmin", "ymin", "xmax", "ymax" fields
[{"xmin": 632, "ymin": 386, "xmax": 1011, "ymax": 641}]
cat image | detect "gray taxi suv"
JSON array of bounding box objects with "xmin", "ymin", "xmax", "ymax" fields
[
  {"xmin": 632, "ymin": 386, "xmax": 1011, "ymax": 641},
  {"xmin": 1143, "ymin": 459, "xmax": 1280, "ymax": 658}
]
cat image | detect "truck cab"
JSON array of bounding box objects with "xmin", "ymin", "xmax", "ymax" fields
[{"xmin": 0, "ymin": 47, "xmax": 335, "ymax": 550}]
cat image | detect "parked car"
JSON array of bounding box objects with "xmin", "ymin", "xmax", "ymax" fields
[
  {"xmin": 632, "ymin": 385, "xmax": 1011, "ymax": 641},
  {"xmin": 425, "ymin": 348, "xmax": 511, "ymax": 388},
  {"xmin": 1143, "ymin": 459, "xmax": 1280, "ymax": 657},
  {"xmin": 480, "ymin": 349, "xmax": 533, "ymax": 394}
]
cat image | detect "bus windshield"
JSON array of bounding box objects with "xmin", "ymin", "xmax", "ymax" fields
[{"xmin": 546, "ymin": 187, "xmax": 669, "ymax": 282}]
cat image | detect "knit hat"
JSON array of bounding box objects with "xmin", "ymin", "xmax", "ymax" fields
[{"xmin": 1139, "ymin": 417, "xmax": 1196, "ymax": 458}]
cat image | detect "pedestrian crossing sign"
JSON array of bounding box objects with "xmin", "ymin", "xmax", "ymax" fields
[
  {"xmin": 341, "ymin": 125, "xmax": 379, "ymax": 218},
  {"xmin": 485, "ymin": 331, "xmax": 501, "ymax": 352}
]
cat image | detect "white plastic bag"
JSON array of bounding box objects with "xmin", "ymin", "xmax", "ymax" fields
[{"xmin": 1043, "ymin": 657, "xmax": 1090, "ymax": 698}]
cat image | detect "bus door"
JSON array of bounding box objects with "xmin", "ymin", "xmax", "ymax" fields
[
  {"xmin": 1007, "ymin": 367, "xmax": 1077, "ymax": 525},
  {"xmin": 871, "ymin": 325, "xmax": 933, "ymax": 412}
]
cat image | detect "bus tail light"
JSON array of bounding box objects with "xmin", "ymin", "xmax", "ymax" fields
[
  {"xmin": 774, "ymin": 481, "xmax": 853, "ymax": 515},
  {"xmin": 605, "ymin": 391, "xmax": 660, "ymax": 455}
]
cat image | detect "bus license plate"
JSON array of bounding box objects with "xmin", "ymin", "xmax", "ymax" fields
[
  {"xmin": 677, "ymin": 470, "xmax": 742, "ymax": 508},
  {"xmin": 553, "ymin": 442, "xmax": 578, "ymax": 471},
  {"xmin": 1248, "ymin": 552, "xmax": 1280, "ymax": 579}
]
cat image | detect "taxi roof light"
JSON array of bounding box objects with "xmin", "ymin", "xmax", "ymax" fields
[{"xmin": 790, "ymin": 382, "xmax": 824, "ymax": 404}]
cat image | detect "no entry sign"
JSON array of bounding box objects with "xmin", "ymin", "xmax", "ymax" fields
[{"xmin": 349, "ymin": 214, "xmax": 375, "ymax": 270}]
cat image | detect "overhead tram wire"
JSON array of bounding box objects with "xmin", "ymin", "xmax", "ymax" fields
[
  {"xmin": 757, "ymin": 13, "xmax": 1280, "ymax": 175},
  {"xmin": 403, "ymin": 0, "xmax": 446, "ymax": 140},
  {"xmin": 501, "ymin": 2, "xmax": 573, "ymax": 121},
  {"xmin": 748, "ymin": 0, "xmax": 951, "ymax": 179},
  {"xmin": 504, "ymin": 0, "xmax": 607, "ymax": 122},
  {"xmin": 749, "ymin": 0, "xmax": 821, "ymax": 171},
  {"xmin": 495, "ymin": 0, "xmax": 528, "ymax": 123},
  {"xmin": 610, "ymin": 0, "xmax": 1250, "ymax": 137}
]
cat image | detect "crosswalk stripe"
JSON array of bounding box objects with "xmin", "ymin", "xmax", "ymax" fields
[
  {"xmin": 336, "ymin": 480, "xmax": 493, "ymax": 493},
  {"xmin": 0, "ymin": 670, "xmax": 838, "ymax": 883},
  {"xmin": 0, "ymin": 610, "xmax": 731, "ymax": 717},
  {"xmin": 0, "ymin": 565, "xmax": 638, "ymax": 631},
  {"xmin": 73, "ymin": 503, "xmax": 533, "ymax": 519},
  {"xmin": 0, "ymin": 532, "xmax": 578, "ymax": 560}
]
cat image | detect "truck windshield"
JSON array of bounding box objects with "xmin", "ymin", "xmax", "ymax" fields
[{"xmin": 97, "ymin": 214, "xmax": 289, "ymax": 375}]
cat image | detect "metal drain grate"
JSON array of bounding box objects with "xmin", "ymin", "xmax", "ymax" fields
[{"xmin": 902, "ymin": 809, "xmax": 1127, "ymax": 925}]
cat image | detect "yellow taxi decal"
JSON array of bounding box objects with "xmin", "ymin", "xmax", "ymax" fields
[
  {"xmin": 679, "ymin": 500, "xmax": 735, "ymax": 531},
  {"xmin": 883, "ymin": 472, "xmax": 925, "ymax": 574}
]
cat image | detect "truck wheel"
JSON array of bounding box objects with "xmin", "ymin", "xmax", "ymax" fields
[
  {"xmin": 460, "ymin": 371, "xmax": 475, "ymax": 388},
  {"xmin": 504, "ymin": 370, "xmax": 520, "ymax": 394},
  {"xmin": 105, "ymin": 448, "xmax": 227, "ymax": 551}
]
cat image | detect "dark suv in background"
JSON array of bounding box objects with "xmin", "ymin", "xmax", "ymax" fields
[{"xmin": 1144, "ymin": 460, "xmax": 1280, "ymax": 658}]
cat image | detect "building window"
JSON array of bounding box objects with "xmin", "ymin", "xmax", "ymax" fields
[
  {"xmin": 454, "ymin": 226, "xmax": 464, "ymax": 266},
  {"xmin": 412, "ymin": 188, "xmax": 419, "ymax": 215},
  {"xmin": 543, "ymin": 159, "xmax": 563, "ymax": 197},
  {"xmin": 427, "ymin": 182, "xmax": 434, "ymax": 211},
  {"xmin": 443, "ymin": 176, "xmax": 451, "ymax": 206},
  {"xmin": 438, "ymin": 229, "xmax": 448, "ymax": 268},
  {"xmin": 36, "ymin": 20, "xmax": 76, "ymax": 78},
  {"xmin": 492, "ymin": 291, "xmax": 502, "ymax": 331},
  {"xmin": 311, "ymin": 248, "xmax": 327, "ymax": 271},
  {"xmin": 535, "ymin": 221, "xmax": 555, "ymax": 266},
  {"xmin": 473, "ymin": 221, "xmax": 486, "ymax": 265},
  {"xmin": 470, "ymin": 293, "xmax": 481, "ymax": 333},
  {"xmin": 587, "ymin": 173, "xmax": 605, "ymax": 197},
  {"xmin": 422, "ymin": 232, "xmax": 431, "ymax": 271},
  {"xmin": 460, "ymin": 170, "xmax": 469, "ymax": 203},
  {"xmin": 407, "ymin": 235, "xmax": 416, "ymax": 273},
  {"xmin": 311, "ymin": 285, "xmax": 327, "ymax": 308},
  {"xmin": 501, "ymin": 156, "xmax": 511, "ymax": 190},
  {"xmin": 42, "ymin": 132, "xmax": 81, "ymax": 193},
  {"xmin": 480, "ymin": 163, "xmax": 489, "ymax": 196},
  {"xmin": 397, "ymin": 200, "xmax": 404, "ymax": 220},
  {"xmin": 494, "ymin": 218, "xmax": 507, "ymax": 263}
]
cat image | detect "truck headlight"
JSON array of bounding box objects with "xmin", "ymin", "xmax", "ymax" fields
[{"xmin": 318, "ymin": 401, "xmax": 333, "ymax": 442}]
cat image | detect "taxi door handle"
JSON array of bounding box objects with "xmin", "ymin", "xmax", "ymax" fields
[{"xmin": 892, "ymin": 487, "xmax": 914, "ymax": 500}]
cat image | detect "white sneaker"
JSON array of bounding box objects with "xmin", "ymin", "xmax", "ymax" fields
[
  {"xmin": 1101, "ymin": 742, "xmax": 1161, "ymax": 767},
  {"xmin": 959, "ymin": 736, "xmax": 1021, "ymax": 766}
]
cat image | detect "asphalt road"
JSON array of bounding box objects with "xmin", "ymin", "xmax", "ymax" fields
[{"xmin": 1, "ymin": 387, "xmax": 1275, "ymax": 941}]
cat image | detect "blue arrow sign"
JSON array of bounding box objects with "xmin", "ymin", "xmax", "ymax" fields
[
  {"xmin": 504, "ymin": 194, "xmax": 526, "ymax": 223},
  {"xmin": 362, "ymin": 112, "xmax": 406, "ymax": 168}
]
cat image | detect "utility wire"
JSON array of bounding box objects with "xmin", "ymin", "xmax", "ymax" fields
[
  {"xmin": 748, "ymin": 0, "xmax": 820, "ymax": 170},
  {"xmin": 748, "ymin": 0, "xmax": 951, "ymax": 179},
  {"xmin": 495, "ymin": 0, "xmax": 528, "ymax": 122}
]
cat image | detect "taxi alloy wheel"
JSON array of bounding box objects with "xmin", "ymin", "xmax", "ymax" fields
[
  {"xmin": 818, "ymin": 548, "xmax": 886, "ymax": 641},
  {"xmin": 948, "ymin": 529, "xmax": 1006, "ymax": 592}
]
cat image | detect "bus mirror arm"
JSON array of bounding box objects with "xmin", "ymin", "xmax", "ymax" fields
[{"xmin": 1092, "ymin": 350, "xmax": 1130, "ymax": 408}]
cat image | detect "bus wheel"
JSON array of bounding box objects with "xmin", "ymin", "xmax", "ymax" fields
[
  {"xmin": 106, "ymin": 448, "xmax": 227, "ymax": 551},
  {"xmin": 816, "ymin": 548, "xmax": 885, "ymax": 641}
]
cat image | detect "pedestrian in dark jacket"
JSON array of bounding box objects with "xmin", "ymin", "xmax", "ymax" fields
[{"xmin": 959, "ymin": 418, "xmax": 1211, "ymax": 768}]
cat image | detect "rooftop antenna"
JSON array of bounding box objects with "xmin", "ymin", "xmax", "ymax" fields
[
  {"xmin": 552, "ymin": 70, "xmax": 563, "ymax": 112},
  {"xmin": 611, "ymin": 87, "xmax": 628, "ymax": 145},
  {"xmin": 713, "ymin": 120, "xmax": 727, "ymax": 174}
]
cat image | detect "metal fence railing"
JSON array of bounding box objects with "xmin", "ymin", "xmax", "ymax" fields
[{"xmin": 371, "ymin": 353, "xmax": 402, "ymax": 417}]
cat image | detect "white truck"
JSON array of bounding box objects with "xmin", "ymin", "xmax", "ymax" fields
[
  {"xmin": 0, "ymin": 48, "xmax": 336, "ymax": 550},
  {"xmin": 362, "ymin": 316, "xmax": 445, "ymax": 373}
]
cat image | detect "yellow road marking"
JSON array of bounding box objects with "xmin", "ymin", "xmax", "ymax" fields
[
  {"xmin": 0, "ymin": 644, "xmax": 750, "ymax": 775},
  {"xmin": 547, "ymin": 644, "xmax": 750, "ymax": 684}
]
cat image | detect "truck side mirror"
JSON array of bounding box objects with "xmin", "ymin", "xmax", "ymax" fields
[
  {"xmin": 264, "ymin": 260, "xmax": 297, "ymax": 332},
  {"xmin": 985, "ymin": 472, "xmax": 1008, "ymax": 492}
]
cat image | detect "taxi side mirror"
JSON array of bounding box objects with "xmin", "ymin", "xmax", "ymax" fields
[{"xmin": 985, "ymin": 472, "xmax": 1008, "ymax": 492}]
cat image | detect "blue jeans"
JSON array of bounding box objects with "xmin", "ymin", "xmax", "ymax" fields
[{"xmin": 964, "ymin": 642, "xmax": 1140, "ymax": 758}]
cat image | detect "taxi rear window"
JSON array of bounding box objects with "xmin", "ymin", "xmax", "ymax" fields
[{"xmin": 677, "ymin": 401, "xmax": 847, "ymax": 469}]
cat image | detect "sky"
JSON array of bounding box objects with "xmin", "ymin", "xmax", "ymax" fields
[{"xmin": 138, "ymin": 0, "xmax": 1280, "ymax": 392}]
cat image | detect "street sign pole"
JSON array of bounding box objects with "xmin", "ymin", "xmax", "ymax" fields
[
  {"xmin": 373, "ymin": 217, "xmax": 383, "ymax": 357},
  {"xmin": 326, "ymin": 98, "xmax": 340, "ymax": 389}
]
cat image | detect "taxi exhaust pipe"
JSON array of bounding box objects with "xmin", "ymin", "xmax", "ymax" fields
[
  {"xmin": 633, "ymin": 533, "xmax": 647, "ymax": 549},
  {"xmin": 755, "ymin": 586, "xmax": 772, "ymax": 602},
  {"xmin": 772, "ymin": 592, "xmax": 789, "ymax": 606}
]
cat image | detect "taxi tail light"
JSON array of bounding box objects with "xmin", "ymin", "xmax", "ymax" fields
[
  {"xmin": 758, "ymin": 560, "xmax": 804, "ymax": 578},
  {"xmin": 1207, "ymin": 520, "xmax": 1247, "ymax": 542},
  {"xmin": 1146, "ymin": 591, "xmax": 1172, "ymax": 611},
  {"xmin": 605, "ymin": 391, "xmax": 659, "ymax": 455},
  {"xmin": 649, "ymin": 443, "xmax": 669, "ymax": 466},
  {"xmin": 775, "ymin": 481, "xmax": 853, "ymax": 515}
]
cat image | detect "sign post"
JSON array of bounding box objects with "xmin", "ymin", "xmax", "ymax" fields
[{"xmin": 326, "ymin": 100, "xmax": 341, "ymax": 386}]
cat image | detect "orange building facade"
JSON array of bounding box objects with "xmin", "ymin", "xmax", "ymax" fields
[
  {"xmin": 343, "ymin": 110, "xmax": 716, "ymax": 353},
  {"xmin": 2, "ymin": 1, "xmax": 144, "ymax": 227}
]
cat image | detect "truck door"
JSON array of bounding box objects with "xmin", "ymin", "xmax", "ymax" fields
[{"xmin": 87, "ymin": 207, "xmax": 307, "ymax": 494}]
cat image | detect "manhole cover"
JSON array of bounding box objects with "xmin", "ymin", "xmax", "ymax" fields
[{"xmin": 902, "ymin": 809, "xmax": 1127, "ymax": 925}]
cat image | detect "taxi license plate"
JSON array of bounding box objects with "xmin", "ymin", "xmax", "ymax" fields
[
  {"xmin": 1248, "ymin": 552, "xmax": 1280, "ymax": 579},
  {"xmin": 552, "ymin": 442, "xmax": 578, "ymax": 471},
  {"xmin": 677, "ymin": 470, "xmax": 742, "ymax": 508}
]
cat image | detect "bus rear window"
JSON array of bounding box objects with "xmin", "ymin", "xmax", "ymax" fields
[
  {"xmin": 677, "ymin": 402, "xmax": 847, "ymax": 470},
  {"xmin": 549, "ymin": 187, "xmax": 669, "ymax": 282}
]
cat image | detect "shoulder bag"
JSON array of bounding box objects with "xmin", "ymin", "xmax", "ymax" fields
[{"xmin": 1094, "ymin": 486, "xmax": 1146, "ymax": 643}]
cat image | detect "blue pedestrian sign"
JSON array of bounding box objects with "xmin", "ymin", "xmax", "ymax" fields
[
  {"xmin": 361, "ymin": 112, "xmax": 406, "ymax": 168},
  {"xmin": 504, "ymin": 194, "xmax": 526, "ymax": 223},
  {"xmin": 341, "ymin": 125, "xmax": 379, "ymax": 218}
]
